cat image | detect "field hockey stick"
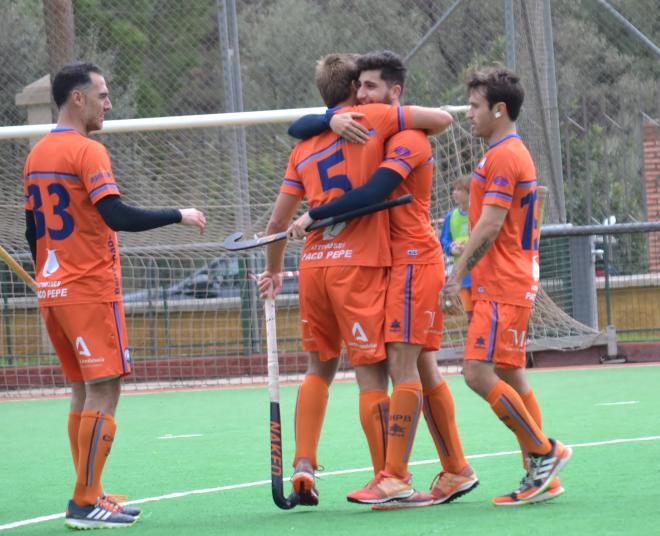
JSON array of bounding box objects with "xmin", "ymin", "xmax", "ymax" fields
[
  {"xmin": 223, "ymin": 193, "xmax": 413, "ymax": 251},
  {"xmin": 0, "ymin": 245, "xmax": 37, "ymax": 293},
  {"xmin": 264, "ymin": 291, "xmax": 300, "ymax": 510}
]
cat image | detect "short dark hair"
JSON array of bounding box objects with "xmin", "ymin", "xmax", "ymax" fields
[
  {"xmin": 315, "ymin": 54, "xmax": 359, "ymax": 108},
  {"xmin": 466, "ymin": 67, "xmax": 524, "ymax": 120},
  {"xmin": 356, "ymin": 50, "xmax": 407, "ymax": 92},
  {"xmin": 52, "ymin": 62, "xmax": 103, "ymax": 109}
]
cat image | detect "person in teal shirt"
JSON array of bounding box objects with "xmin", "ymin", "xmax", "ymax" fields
[{"xmin": 440, "ymin": 175, "xmax": 472, "ymax": 318}]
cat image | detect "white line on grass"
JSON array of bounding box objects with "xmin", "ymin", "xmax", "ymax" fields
[
  {"xmin": 158, "ymin": 433, "xmax": 204, "ymax": 439},
  {"xmin": 595, "ymin": 401, "xmax": 639, "ymax": 406},
  {"xmin": 2, "ymin": 434, "xmax": 659, "ymax": 531}
]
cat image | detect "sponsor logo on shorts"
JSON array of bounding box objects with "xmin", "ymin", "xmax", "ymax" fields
[
  {"xmin": 352, "ymin": 322, "xmax": 368, "ymax": 343},
  {"xmin": 475, "ymin": 336, "xmax": 486, "ymax": 349},
  {"xmin": 478, "ymin": 286, "xmax": 485, "ymax": 294},
  {"xmin": 406, "ymin": 249, "xmax": 418, "ymax": 257},
  {"xmin": 75, "ymin": 336, "xmax": 92, "ymax": 357},
  {"xmin": 80, "ymin": 357, "xmax": 104, "ymax": 366},
  {"xmin": 393, "ymin": 146, "xmax": 411, "ymax": 157},
  {"xmin": 389, "ymin": 319, "xmax": 401, "ymax": 332}
]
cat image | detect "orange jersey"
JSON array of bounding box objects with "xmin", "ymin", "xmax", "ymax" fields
[
  {"xmin": 281, "ymin": 103, "xmax": 411, "ymax": 268},
  {"xmin": 469, "ymin": 134, "xmax": 539, "ymax": 307},
  {"xmin": 380, "ymin": 130, "xmax": 443, "ymax": 265},
  {"xmin": 23, "ymin": 129, "xmax": 122, "ymax": 306}
]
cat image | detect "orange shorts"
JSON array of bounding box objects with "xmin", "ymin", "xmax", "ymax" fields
[
  {"xmin": 41, "ymin": 301, "xmax": 132, "ymax": 383},
  {"xmin": 464, "ymin": 300, "xmax": 532, "ymax": 368},
  {"xmin": 385, "ymin": 263, "xmax": 444, "ymax": 351},
  {"xmin": 298, "ymin": 266, "xmax": 388, "ymax": 365},
  {"xmin": 459, "ymin": 287, "xmax": 473, "ymax": 313}
]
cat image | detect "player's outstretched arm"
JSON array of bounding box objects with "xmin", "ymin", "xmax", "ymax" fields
[
  {"xmin": 407, "ymin": 106, "xmax": 454, "ymax": 135},
  {"xmin": 288, "ymin": 111, "xmax": 369, "ymax": 144},
  {"xmin": 95, "ymin": 195, "xmax": 205, "ymax": 234}
]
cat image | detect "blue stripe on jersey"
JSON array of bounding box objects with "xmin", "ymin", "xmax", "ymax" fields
[
  {"xmin": 282, "ymin": 179, "xmax": 304, "ymax": 190},
  {"xmin": 295, "ymin": 138, "xmax": 346, "ymax": 172},
  {"xmin": 90, "ymin": 171, "xmax": 113, "ymax": 183},
  {"xmin": 471, "ymin": 171, "xmax": 486, "ymax": 183},
  {"xmin": 485, "ymin": 191, "xmax": 513, "ymax": 202},
  {"xmin": 487, "ymin": 133, "xmax": 521, "ymax": 150},
  {"xmin": 26, "ymin": 171, "xmax": 79, "ymax": 181},
  {"xmin": 89, "ymin": 183, "xmax": 119, "ymax": 200},
  {"xmin": 397, "ymin": 107, "xmax": 404, "ymax": 131},
  {"xmin": 51, "ymin": 127, "xmax": 75, "ymax": 133},
  {"xmin": 384, "ymin": 157, "xmax": 413, "ymax": 173},
  {"xmin": 516, "ymin": 180, "xmax": 538, "ymax": 188}
]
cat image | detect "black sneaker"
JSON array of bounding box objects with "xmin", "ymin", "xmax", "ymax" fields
[{"xmin": 64, "ymin": 498, "xmax": 137, "ymax": 530}]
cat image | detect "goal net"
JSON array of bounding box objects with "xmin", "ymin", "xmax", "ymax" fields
[{"xmin": 0, "ymin": 108, "xmax": 603, "ymax": 396}]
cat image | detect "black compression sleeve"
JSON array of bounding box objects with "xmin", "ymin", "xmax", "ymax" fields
[
  {"xmin": 287, "ymin": 113, "xmax": 331, "ymax": 139},
  {"xmin": 308, "ymin": 168, "xmax": 403, "ymax": 220},
  {"xmin": 25, "ymin": 210, "xmax": 37, "ymax": 264},
  {"xmin": 95, "ymin": 195, "xmax": 181, "ymax": 232}
]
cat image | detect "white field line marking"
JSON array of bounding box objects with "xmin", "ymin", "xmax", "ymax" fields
[
  {"xmin": 158, "ymin": 434, "xmax": 203, "ymax": 439},
  {"xmin": 595, "ymin": 401, "xmax": 639, "ymax": 406},
  {"xmin": 2, "ymin": 434, "xmax": 659, "ymax": 531}
]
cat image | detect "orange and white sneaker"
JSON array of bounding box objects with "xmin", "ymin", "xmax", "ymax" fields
[
  {"xmin": 528, "ymin": 477, "xmax": 565, "ymax": 504},
  {"xmin": 347, "ymin": 471, "xmax": 415, "ymax": 505},
  {"xmin": 291, "ymin": 458, "xmax": 319, "ymax": 506},
  {"xmin": 493, "ymin": 438, "xmax": 572, "ymax": 506},
  {"xmin": 429, "ymin": 467, "xmax": 479, "ymax": 505},
  {"xmin": 493, "ymin": 477, "xmax": 564, "ymax": 506},
  {"xmin": 371, "ymin": 491, "xmax": 435, "ymax": 511}
]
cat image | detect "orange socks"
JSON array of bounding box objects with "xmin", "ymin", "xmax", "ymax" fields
[
  {"xmin": 384, "ymin": 383, "xmax": 422, "ymax": 479},
  {"xmin": 423, "ymin": 381, "xmax": 469, "ymax": 474},
  {"xmin": 486, "ymin": 380, "xmax": 551, "ymax": 456},
  {"xmin": 73, "ymin": 411, "xmax": 117, "ymax": 506},
  {"xmin": 359, "ymin": 390, "xmax": 389, "ymax": 475},
  {"xmin": 293, "ymin": 374, "xmax": 329, "ymax": 469},
  {"xmin": 68, "ymin": 412, "xmax": 82, "ymax": 472}
]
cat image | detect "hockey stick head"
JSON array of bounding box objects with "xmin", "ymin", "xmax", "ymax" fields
[{"xmin": 222, "ymin": 231, "xmax": 286, "ymax": 251}]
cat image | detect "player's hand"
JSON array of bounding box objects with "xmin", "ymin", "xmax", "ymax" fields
[
  {"xmin": 330, "ymin": 112, "xmax": 369, "ymax": 144},
  {"xmin": 287, "ymin": 212, "xmax": 314, "ymax": 240},
  {"xmin": 257, "ymin": 270, "xmax": 282, "ymax": 299},
  {"xmin": 179, "ymin": 208, "xmax": 206, "ymax": 234},
  {"xmin": 440, "ymin": 277, "xmax": 462, "ymax": 315},
  {"xmin": 450, "ymin": 241, "xmax": 465, "ymax": 256}
]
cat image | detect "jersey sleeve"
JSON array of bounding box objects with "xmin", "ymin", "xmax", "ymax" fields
[
  {"xmin": 482, "ymin": 148, "xmax": 518, "ymax": 210},
  {"xmin": 380, "ymin": 130, "xmax": 432, "ymax": 180},
  {"xmin": 358, "ymin": 103, "xmax": 411, "ymax": 139},
  {"xmin": 279, "ymin": 146, "xmax": 305, "ymax": 198},
  {"xmin": 79, "ymin": 141, "xmax": 121, "ymax": 204}
]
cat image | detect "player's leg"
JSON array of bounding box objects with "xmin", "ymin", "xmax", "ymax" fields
[
  {"xmin": 356, "ymin": 360, "xmax": 389, "ymax": 475},
  {"xmin": 418, "ymin": 352, "xmax": 478, "ymax": 504},
  {"xmin": 348, "ymin": 265, "xmax": 430, "ymax": 507},
  {"xmin": 291, "ymin": 268, "xmax": 342, "ymax": 505},
  {"xmin": 464, "ymin": 301, "xmax": 571, "ymax": 504},
  {"xmin": 495, "ymin": 367, "xmax": 564, "ymax": 504},
  {"xmin": 43, "ymin": 303, "xmax": 136, "ymax": 529}
]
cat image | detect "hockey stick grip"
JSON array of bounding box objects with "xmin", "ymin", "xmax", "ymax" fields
[{"xmin": 0, "ymin": 245, "xmax": 37, "ymax": 293}]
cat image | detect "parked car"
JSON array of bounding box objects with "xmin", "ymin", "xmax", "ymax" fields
[{"xmin": 123, "ymin": 252, "xmax": 300, "ymax": 302}]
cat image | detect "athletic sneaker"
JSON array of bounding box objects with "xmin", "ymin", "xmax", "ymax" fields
[
  {"xmin": 64, "ymin": 498, "xmax": 137, "ymax": 530},
  {"xmin": 492, "ymin": 477, "xmax": 564, "ymax": 506},
  {"xmin": 291, "ymin": 458, "xmax": 319, "ymax": 506},
  {"xmin": 346, "ymin": 471, "xmax": 415, "ymax": 505},
  {"xmin": 103, "ymin": 494, "xmax": 142, "ymax": 518},
  {"xmin": 371, "ymin": 491, "xmax": 434, "ymax": 511},
  {"xmin": 493, "ymin": 438, "xmax": 572, "ymax": 506},
  {"xmin": 429, "ymin": 467, "xmax": 480, "ymax": 505}
]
